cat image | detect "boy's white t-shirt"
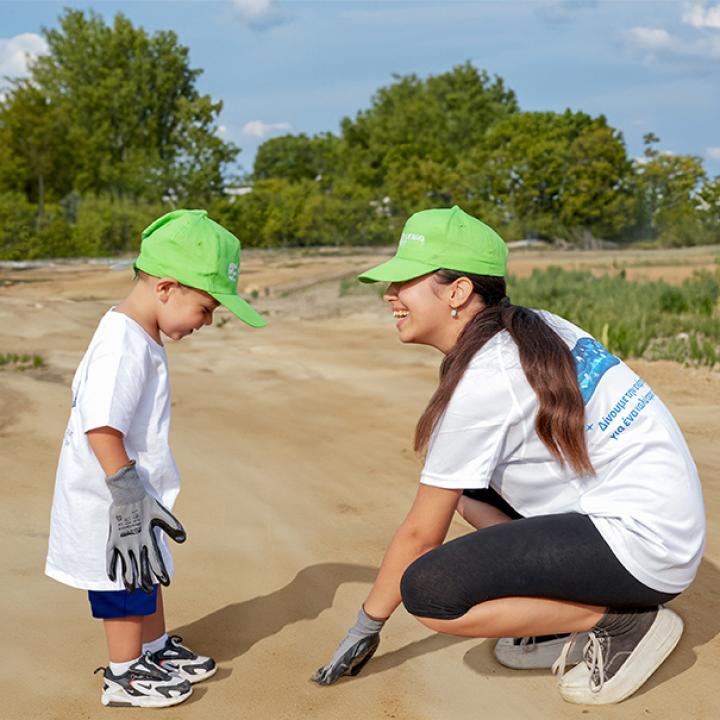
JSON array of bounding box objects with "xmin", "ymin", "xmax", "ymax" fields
[
  {"xmin": 45, "ymin": 310, "xmax": 181, "ymax": 591},
  {"xmin": 420, "ymin": 312, "xmax": 706, "ymax": 594}
]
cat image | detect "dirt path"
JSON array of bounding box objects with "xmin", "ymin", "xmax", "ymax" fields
[{"xmin": 1, "ymin": 253, "xmax": 718, "ymax": 720}]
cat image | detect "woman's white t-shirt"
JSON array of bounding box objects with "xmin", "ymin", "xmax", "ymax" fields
[
  {"xmin": 420, "ymin": 312, "xmax": 705, "ymax": 594},
  {"xmin": 45, "ymin": 310, "xmax": 181, "ymax": 591}
]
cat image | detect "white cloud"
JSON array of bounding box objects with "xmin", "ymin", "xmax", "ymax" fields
[
  {"xmin": 626, "ymin": 25, "xmax": 720, "ymax": 60},
  {"xmin": 0, "ymin": 33, "xmax": 48, "ymax": 82},
  {"xmin": 707, "ymin": 147, "xmax": 720, "ymax": 160},
  {"xmin": 231, "ymin": 0, "xmax": 288, "ymax": 30},
  {"xmin": 242, "ymin": 120, "xmax": 291, "ymax": 138},
  {"xmin": 682, "ymin": 2, "xmax": 720, "ymax": 29},
  {"xmin": 626, "ymin": 27, "xmax": 675, "ymax": 51},
  {"xmin": 233, "ymin": 0, "xmax": 273, "ymax": 19},
  {"xmin": 626, "ymin": 3, "xmax": 720, "ymax": 61}
]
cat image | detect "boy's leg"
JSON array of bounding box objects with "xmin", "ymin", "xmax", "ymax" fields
[
  {"xmin": 91, "ymin": 588, "xmax": 192, "ymax": 708},
  {"xmin": 142, "ymin": 586, "xmax": 166, "ymax": 645},
  {"xmin": 144, "ymin": 587, "xmax": 218, "ymax": 683},
  {"xmin": 103, "ymin": 617, "xmax": 143, "ymax": 662}
]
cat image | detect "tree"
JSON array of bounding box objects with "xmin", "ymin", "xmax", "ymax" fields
[
  {"xmin": 634, "ymin": 134, "xmax": 707, "ymax": 245},
  {"xmin": 26, "ymin": 9, "xmax": 238, "ymax": 201},
  {"xmin": 340, "ymin": 62, "xmax": 518, "ymax": 187},
  {"xmin": 476, "ymin": 111, "xmax": 636, "ymax": 240},
  {"xmin": 0, "ymin": 81, "xmax": 74, "ymax": 223},
  {"xmin": 560, "ymin": 126, "xmax": 637, "ymax": 239},
  {"xmin": 697, "ymin": 176, "xmax": 720, "ymax": 242},
  {"xmin": 383, "ymin": 157, "xmax": 468, "ymax": 217},
  {"xmin": 253, "ymin": 133, "xmax": 341, "ymax": 183}
]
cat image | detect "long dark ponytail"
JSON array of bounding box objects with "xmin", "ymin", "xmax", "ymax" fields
[{"xmin": 414, "ymin": 269, "xmax": 593, "ymax": 476}]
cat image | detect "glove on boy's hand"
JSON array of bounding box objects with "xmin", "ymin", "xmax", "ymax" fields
[
  {"xmin": 105, "ymin": 462, "xmax": 186, "ymax": 594},
  {"xmin": 311, "ymin": 607, "xmax": 385, "ymax": 685}
]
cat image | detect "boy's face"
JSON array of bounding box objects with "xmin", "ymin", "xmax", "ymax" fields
[{"xmin": 156, "ymin": 279, "xmax": 221, "ymax": 341}]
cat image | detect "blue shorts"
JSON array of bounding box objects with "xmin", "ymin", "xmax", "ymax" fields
[{"xmin": 88, "ymin": 585, "xmax": 158, "ymax": 619}]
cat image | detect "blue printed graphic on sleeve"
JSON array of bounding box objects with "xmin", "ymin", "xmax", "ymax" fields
[{"xmin": 572, "ymin": 338, "xmax": 620, "ymax": 404}]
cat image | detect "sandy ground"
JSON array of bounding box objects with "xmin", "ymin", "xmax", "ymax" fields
[{"xmin": 1, "ymin": 247, "xmax": 719, "ymax": 720}]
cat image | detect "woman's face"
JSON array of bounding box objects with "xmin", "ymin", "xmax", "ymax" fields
[{"xmin": 383, "ymin": 273, "xmax": 458, "ymax": 351}]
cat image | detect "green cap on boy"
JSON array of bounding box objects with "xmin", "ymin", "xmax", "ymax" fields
[
  {"xmin": 135, "ymin": 209, "xmax": 266, "ymax": 328},
  {"xmin": 358, "ymin": 205, "xmax": 507, "ymax": 283}
]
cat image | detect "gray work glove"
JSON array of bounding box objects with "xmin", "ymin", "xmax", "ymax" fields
[
  {"xmin": 105, "ymin": 462, "xmax": 186, "ymax": 594},
  {"xmin": 311, "ymin": 607, "xmax": 385, "ymax": 685}
]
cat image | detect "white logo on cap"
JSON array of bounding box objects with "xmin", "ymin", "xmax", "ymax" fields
[
  {"xmin": 400, "ymin": 232, "xmax": 425, "ymax": 246},
  {"xmin": 228, "ymin": 262, "xmax": 239, "ymax": 283}
]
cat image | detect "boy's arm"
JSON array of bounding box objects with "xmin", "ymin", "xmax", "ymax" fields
[
  {"xmin": 87, "ymin": 425, "xmax": 186, "ymax": 593},
  {"xmin": 87, "ymin": 426, "xmax": 131, "ymax": 475}
]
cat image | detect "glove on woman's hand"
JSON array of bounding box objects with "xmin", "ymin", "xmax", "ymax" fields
[
  {"xmin": 105, "ymin": 462, "xmax": 186, "ymax": 594},
  {"xmin": 311, "ymin": 607, "xmax": 385, "ymax": 685}
]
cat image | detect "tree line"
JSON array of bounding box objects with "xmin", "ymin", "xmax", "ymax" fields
[{"xmin": 1, "ymin": 9, "xmax": 718, "ymax": 259}]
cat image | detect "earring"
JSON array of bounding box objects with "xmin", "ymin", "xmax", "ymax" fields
[{"xmin": 450, "ymin": 307, "xmax": 459, "ymax": 319}]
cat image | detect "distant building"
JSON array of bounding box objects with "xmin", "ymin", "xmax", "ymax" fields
[{"xmin": 225, "ymin": 186, "xmax": 253, "ymax": 202}]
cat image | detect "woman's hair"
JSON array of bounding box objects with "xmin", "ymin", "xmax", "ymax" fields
[{"xmin": 414, "ymin": 269, "xmax": 593, "ymax": 476}]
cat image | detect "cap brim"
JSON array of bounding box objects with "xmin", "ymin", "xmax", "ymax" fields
[
  {"xmin": 211, "ymin": 292, "xmax": 267, "ymax": 327},
  {"xmin": 358, "ymin": 256, "xmax": 440, "ymax": 284}
]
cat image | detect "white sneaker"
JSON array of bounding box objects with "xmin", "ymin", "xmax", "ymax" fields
[
  {"xmin": 494, "ymin": 633, "xmax": 588, "ymax": 670},
  {"xmin": 555, "ymin": 606, "xmax": 683, "ymax": 705},
  {"xmin": 96, "ymin": 653, "xmax": 193, "ymax": 707},
  {"xmin": 149, "ymin": 634, "xmax": 217, "ymax": 684}
]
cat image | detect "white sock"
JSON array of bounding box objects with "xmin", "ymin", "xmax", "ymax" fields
[
  {"xmin": 143, "ymin": 633, "xmax": 169, "ymax": 655},
  {"xmin": 109, "ymin": 657, "xmax": 139, "ymax": 676}
]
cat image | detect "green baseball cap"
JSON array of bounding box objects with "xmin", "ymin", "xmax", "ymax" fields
[
  {"xmin": 358, "ymin": 205, "xmax": 507, "ymax": 283},
  {"xmin": 135, "ymin": 209, "xmax": 266, "ymax": 328}
]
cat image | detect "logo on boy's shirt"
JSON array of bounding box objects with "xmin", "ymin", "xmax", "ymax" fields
[{"xmin": 228, "ymin": 262, "xmax": 239, "ymax": 283}]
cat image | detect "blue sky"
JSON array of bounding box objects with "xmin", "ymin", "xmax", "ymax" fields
[{"xmin": 1, "ymin": 0, "xmax": 719, "ymax": 177}]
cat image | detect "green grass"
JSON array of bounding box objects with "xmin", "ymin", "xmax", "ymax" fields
[
  {"xmin": 338, "ymin": 277, "xmax": 384, "ymax": 298},
  {"xmin": 0, "ymin": 353, "xmax": 45, "ymax": 370},
  {"xmin": 509, "ymin": 268, "xmax": 720, "ymax": 366}
]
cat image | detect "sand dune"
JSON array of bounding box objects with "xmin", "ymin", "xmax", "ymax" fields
[{"xmin": 1, "ymin": 251, "xmax": 718, "ymax": 719}]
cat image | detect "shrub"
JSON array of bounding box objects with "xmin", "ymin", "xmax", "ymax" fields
[{"xmin": 509, "ymin": 267, "xmax": 720, "ymax": 365}]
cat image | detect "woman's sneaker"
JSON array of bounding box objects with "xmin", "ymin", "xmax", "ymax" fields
[
  {"xmin": 554, "ymin": 606, "xmax": 683, "ymax": 705},
  {"xmin": 95, "ymin": 654, "xmax": 192, "ymax": 708},
  {"xmin": 495, "ymin": 633, "xmax": 588, "ymax": 670},
  {"xmin": 149, "ymin": 634, "xmax": 217, "ymax": 684}
]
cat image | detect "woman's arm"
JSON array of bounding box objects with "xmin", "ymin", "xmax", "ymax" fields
[{"xmin": 363, "ymin": 484, "xmax": 463, "ymax": 619}]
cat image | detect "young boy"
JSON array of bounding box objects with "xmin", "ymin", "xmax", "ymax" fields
[{"xmin": 45, "ymin": 209, "xmax": 266, "ymax": 707}]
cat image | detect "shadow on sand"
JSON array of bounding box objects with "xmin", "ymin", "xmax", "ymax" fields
[
  {"xmin": 173, "ymin": 562, "xmax": 377, "ymax": 663},
  {"xmin": 174, "ymin": 558, "xmax": 720, "ymax": 694},
  {"xmin": 172, "ymin": 561, "xmax": 464, "ymax": 676},
  {"xmin": 462, "ymin": 557, "xmax": 720, "ymax": 698}
]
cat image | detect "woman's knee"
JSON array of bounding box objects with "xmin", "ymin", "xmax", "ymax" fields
[{"xmin": 400, "ymin": 552, "xmax": 471, "ymax": 620}]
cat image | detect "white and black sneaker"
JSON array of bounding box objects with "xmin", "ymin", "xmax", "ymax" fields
[
  {"xmin": 494, "ymin": 633, "xmax": 588, "ymax": 670},
  {"xmin": 95, "ymin": 654, "xmax": 193, "ymax": 708},
  {"xmin": 554, "ymin": 606, "xmax": 683, "ymax": 704},
  {"xmin": 149, "ymin": 635, "xmax": 217, "ymax": 684}
]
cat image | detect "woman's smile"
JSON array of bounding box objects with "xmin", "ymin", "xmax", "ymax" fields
[{"xmin": 392, "ymin": 307, "xmax": 409, "ymax": 329}]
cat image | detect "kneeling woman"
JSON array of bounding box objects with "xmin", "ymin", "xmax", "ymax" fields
[{"xmin": 311, "ymin": 206, "xmax": 705, "ymax": 705}]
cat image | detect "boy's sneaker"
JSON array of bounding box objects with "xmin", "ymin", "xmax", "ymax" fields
[
  {"xmin": 95, "ymin": 654, "xmax": 192, "ymax": 708},
  {"xmin": 554, "ymin": 606, "xmax": 683, "ymax": 705},
  {"xmin": 495, "ymin": 633, "xmax": 588, "ymax": 670},
  {"xmin": 149, "ymin": 634, "xmax": 217, "ymax": 684}
]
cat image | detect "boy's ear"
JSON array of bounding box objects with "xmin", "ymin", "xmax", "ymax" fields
[{"xmin": 155, "ymin": 277, "xmax": 181, "ymax": 302}]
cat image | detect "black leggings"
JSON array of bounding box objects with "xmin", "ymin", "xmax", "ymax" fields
[{"xmin": 400, "ymin": 489, "xmax": 678, "ymax": 620}]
